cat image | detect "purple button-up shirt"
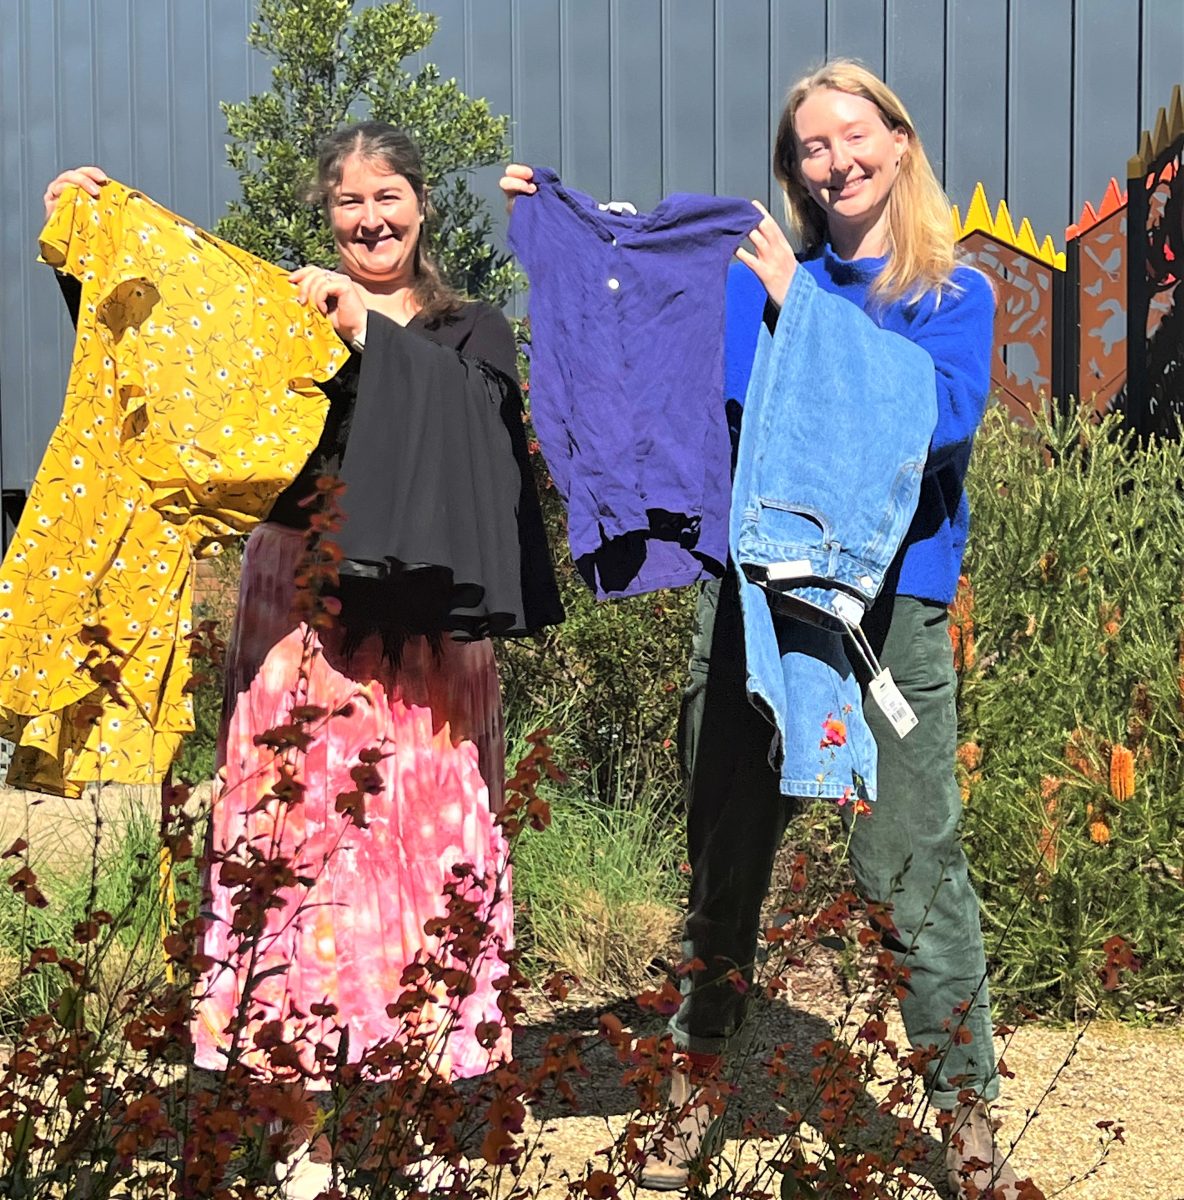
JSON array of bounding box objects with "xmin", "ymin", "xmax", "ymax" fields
[{"xmin": 509, "ymin": 167, "xmax": 760, "ymax": 598}]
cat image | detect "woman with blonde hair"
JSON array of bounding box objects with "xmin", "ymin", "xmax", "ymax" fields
[
  {"xmin": 653, "ymin": 61, "xmax": 1024, "ymax": 1197},
  {"xmin": 501, "ymin": 57, "xmax": 1024, "ymax": 1196}
]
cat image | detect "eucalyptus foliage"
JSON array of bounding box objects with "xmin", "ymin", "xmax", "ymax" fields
[{"xmin": 217, "ymin": 0, "xmax": 515, "ymax": 303}]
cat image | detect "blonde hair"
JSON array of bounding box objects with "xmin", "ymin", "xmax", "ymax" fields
[{"xmin": 773, "ymin": 59, "xmax": 957, "ymax": 305}]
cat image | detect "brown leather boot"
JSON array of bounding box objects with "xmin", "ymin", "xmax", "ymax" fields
[
  {"xmin": 944, "ymin": 1099, "xmax": 1029, "ymax": 1199},
  {"xmin": 637, "ymin": 1069, "xmax": 724, "ymax": 1191}
]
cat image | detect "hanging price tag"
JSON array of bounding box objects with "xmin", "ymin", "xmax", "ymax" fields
[{"xmin": 868, "ymin": 668, "xmax": 918, "ymax": 738}]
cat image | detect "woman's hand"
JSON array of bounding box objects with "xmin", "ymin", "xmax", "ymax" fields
[
  {"xmin": 498, "ymin": 163, "xmax": 537, "ymax": 214},
  {"xmin": 289, "ymin": 266, "xmax": 370, "ymax": 346},
  {"xmin": 43, "ymin": 166, "xmax": 108, "ymax": 221},
  {"xmin": 735, "ymin": 201, "xmax": 798, "ymax": 309}
]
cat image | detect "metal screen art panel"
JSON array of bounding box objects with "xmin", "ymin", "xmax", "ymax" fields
[
  {"xmin": 1142, "ymin": 157, "xmax": 1183, "ymax": 432},
  {"xmin": 1126, "ymin": 86, "xmax": 1184, "ymax": 438},
  {"xmin": 956, "ymin": 232, "xmax": 1058, "ymax": 423},
  {"xmin": 952, "ymin": 185, "xmax": 1065, "ymax": 425},
  {"xmin": 1069, "ymin": 181, "xmax": 1128, "ymax": 414}
]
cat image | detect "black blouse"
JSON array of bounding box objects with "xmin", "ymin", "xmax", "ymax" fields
[
  {"xmin": 267, "ymin": 301, "xmax": 518, "ymax": 528},
  {"xmin": 57, "ymin": 273, "xmax": 561, "ymax": 646},
  {"xmin": 275, "ymin": 302, "xmax": 562, "ymax": 650}
]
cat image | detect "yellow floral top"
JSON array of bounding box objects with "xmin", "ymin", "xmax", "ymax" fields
[{"xmin": 0, "ymin": 180, "xmax": 347, "ymax": 796}]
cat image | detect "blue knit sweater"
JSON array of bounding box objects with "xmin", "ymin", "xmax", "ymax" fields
[{"xmin": 724, "ymin": 246, "xmax": 994, "ymax": 605}]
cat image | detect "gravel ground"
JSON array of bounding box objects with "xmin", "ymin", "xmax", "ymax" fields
[{"xmin": 509, "ymin": 987, "xmax": 1184, "ymax": 1199}]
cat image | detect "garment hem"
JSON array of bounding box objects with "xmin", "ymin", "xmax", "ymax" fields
[{"xmin": 779, "ymin": 779, "xmax": 876, "ymax": 803}]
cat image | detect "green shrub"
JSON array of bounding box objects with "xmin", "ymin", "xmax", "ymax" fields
[
  {"xmin": 0, "ymin": 801, "xmax": 176, "ymax": 1030},
  {"xmin": 959, "ymin": 403, "xmax": 1184, "ymax": 1016},
  {"xmin": 510, "ymin": 776, "xmax": 683, "ymax": 993}
]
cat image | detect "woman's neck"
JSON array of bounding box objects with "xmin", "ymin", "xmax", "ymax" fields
[
  {"xmin": 352, "ymin": 276, "xmax": 420, "ymax": 326},
  {"xmin": 829, "ymin": 213, "xmax": 890, "ymax": 262}
]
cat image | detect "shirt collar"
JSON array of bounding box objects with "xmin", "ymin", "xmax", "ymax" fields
[{"xmin": 817, "ymin": 242, "xmax": 888, "ymax": 285}]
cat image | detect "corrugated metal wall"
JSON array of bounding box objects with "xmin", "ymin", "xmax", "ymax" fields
[{"xmin": 2, "ymin": 0, "xmax": 1183, "ymax": 494}]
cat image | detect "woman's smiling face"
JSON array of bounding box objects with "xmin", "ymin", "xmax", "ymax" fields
[
  {"xmin": 329, "ymin": 152, "xmax": 424, "ymax": 285},
  {"xmin": 793, "ymin": 87, "xmax": 908, "ymax": 255}
]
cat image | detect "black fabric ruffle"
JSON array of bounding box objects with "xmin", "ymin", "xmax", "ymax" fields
[{"xmin": 327, "ymin": 312, "xmax": 563, "ymax": 652}]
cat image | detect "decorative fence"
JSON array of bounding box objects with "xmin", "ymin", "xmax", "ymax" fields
[{"xmin": 955, "ymin": 84, "xmax": 1183, "ymax": 438}]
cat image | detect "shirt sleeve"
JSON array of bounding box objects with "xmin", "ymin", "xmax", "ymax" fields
[
  {"xmin": 714, "ymin": 195, "xmax": 764, "ymax": 241},
  {"xmin": 460, "ymin": 302, "xmax": 520, "ymax": 383},
  {"xmin": 505, "ymin": 164, "xmax": 558, "ymax": 273},
  {"xmin": 906, "ymin": 266, "xmax": 995, "ymax": 473},
  {"xmin": 656, "ymin": 193, "xmax": 762, "ymax": 247}
]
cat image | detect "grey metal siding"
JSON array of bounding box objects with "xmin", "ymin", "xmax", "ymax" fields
[
  {"xmin": 0, "ymin": 0, "xmax": 260, "ymax": 496},
  {"xmin": 2, "ymin": 0, "xmax": 1183, "ymax": 495}
]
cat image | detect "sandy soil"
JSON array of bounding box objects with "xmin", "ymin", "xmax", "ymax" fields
[{"xmin": 508, "ymin": 985, "xmax": 1184, "ymax": 1199}]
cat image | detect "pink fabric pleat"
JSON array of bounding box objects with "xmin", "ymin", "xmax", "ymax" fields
[{"xmin": 191, "ymin": 522, "xmax": 511, "ymax": 1083}]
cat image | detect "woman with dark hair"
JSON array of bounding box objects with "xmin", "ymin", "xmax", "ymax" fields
[
  {"xmin": 192, "ymin": 121, "xmax": 545, "ymax": 1088},
  {"xmin": 45, "ymin": 123, "xmax": 557, "ymax": 1122}
]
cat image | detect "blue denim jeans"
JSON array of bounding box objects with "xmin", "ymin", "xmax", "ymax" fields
[
  {"xmin": 670, "ymin": 574, "xmax": 998, "ymax": 1109},
  {"xmin": 730, "ymin": 266, "xmax": 937, "ymax": 801}
]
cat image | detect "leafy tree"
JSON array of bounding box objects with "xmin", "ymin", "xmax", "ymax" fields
[{"xmin": 217, "ymin": 0, "xmax": 515, "ymax": 304}]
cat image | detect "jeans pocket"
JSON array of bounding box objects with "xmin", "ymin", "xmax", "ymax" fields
[{"xmin": 747, "ymin": 497, "xmax": 832, "ymax": 556}]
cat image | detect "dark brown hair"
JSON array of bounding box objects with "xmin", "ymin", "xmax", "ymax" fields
[{"xmin": 307, "ymin": 121, "xmax": 464, "ymax": 321}]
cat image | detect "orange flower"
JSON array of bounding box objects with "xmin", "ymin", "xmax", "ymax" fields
[
  {"xmin": 956, "ymin": 742, "xmax": 983, "ymax": 771},
  {"xmin": 1109, "ymin": 745, "xmax": 1135, "ymax": 801},
  {"xmin": 949, "ymin": 622, "xmax": 963, "ymax": 667},
  {"xmin": 1089, "ymin": 819, "xmax": 1112, "ymax": 845},
  {"xmin": 948, "ymin": 575, "xmax": 976, "ymax": 672},
  {"xmin": 820, "ymin": 716, "xmax": 847, "ymax": 748},
  {"xmin": 1099, "ymin": 601, "xmax": 1122, "ymax": 638},
  {"xmin": 950, "ymin": 574, "xmax": 975, "ymax": 622}
]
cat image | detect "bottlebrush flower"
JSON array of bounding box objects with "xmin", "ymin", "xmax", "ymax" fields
[
  {"xmin": 948, "ymin": 575, "xmax": 976, "ymax": 671},
  {"xmin": 1109, "ymin": 745, "xmax": 1135, "ymax": 801}
]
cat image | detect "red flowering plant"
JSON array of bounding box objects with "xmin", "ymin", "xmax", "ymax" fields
[
  {"xmin": 0, "ymin": 470, "xmax": 554, "ymax": 1198},
  {"xmin": 0, "ymin": 580, "xmax": 1141, "ymax": 1199},
  {"xmin": 818, "ymin": 711, "xmax": 873, "ymax": 819}
]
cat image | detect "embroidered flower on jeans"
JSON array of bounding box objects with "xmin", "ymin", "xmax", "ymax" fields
[{"xmin": 820, "ymin": 715, "xmax": 848, "ymax": 748}]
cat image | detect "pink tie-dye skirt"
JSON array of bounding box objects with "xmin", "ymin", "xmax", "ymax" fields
[{"xmin": 191, "ymin": 522, "xmax": 512, "ymax": 1083}]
